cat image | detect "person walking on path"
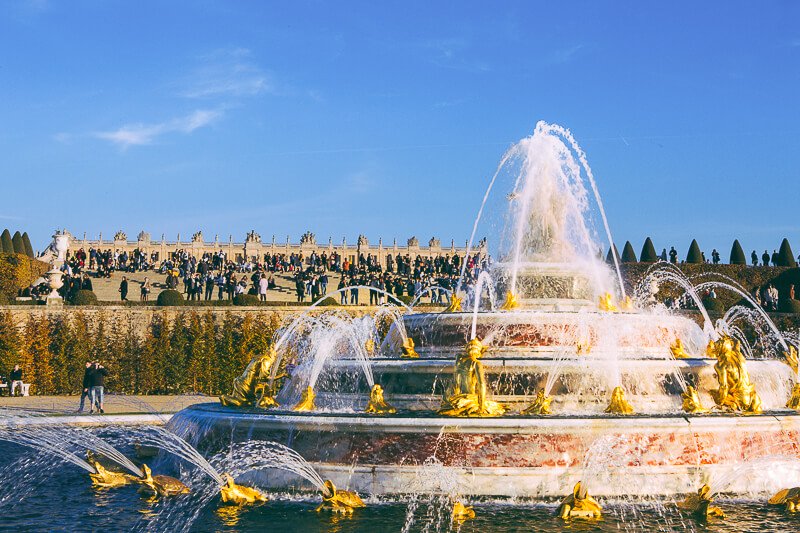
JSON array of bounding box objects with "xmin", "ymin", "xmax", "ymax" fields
[
  {"xmin": 78, "ymin": 362, "xmax": 93, "ymax": 413},
  {"xmin": 9, "ymin": 365, "xmax": 23, "ymax": 396},
  {"xmin": 141, "ymin": 277, "xmax": 151, "ymax": 302},
  {"xmin": 89, "ymin": 362, "xmax": 109, "ymax": 414},
  {"xmin": 119, "ymin": 276, "xmax": 128, "ymax": 301}
]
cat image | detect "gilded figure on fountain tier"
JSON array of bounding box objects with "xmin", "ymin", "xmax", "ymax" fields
[
  {"xmin": 220, "ymin": 346, "xmax": 283, "ymax": 408},
  {"xmin": 706, "ymin": 336, "xmax": 762, "ymax": 414},
  {"xmin": 438, "ymin": 338, "xmax": 508, "ymax": 417}
]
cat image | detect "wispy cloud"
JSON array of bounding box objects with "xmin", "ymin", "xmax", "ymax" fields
[
  {"xmin": 179, "ymin": 48, "xmax": 271, "ymax": 99},
  {"xmin": 94, "ymin": 109, "xmax": 221, "ymax": 149}
]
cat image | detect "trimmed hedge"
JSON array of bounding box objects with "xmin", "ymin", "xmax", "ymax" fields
[
  {"xmin": 70, "ymin": 289, "xmax": 98, "ymax": 306},
  {"xmin": 156, "ymin": 289, "xmax": 184, "ymax": 306},
  {"xmin": 686, "ymin": 240, "xmax": 703, "ymax": 263},
  {"xmin": 621, "ymin": 241, "xmax": 637, "ymax": 263},
  {"xmin": 606, "ymin": 245, "xmax": 620, "ymax": 264},
  {"xmin": 778, "ymin": 238, "xmax": 796, "ymax": 268},
  {"xmin": 21, "ymin": 232, "xmax": 34, "ymax": 258},
  {"xmin": 730, "ymin": 240, "xmax": 746, "ymax": 265},
  {"xmin": 11, "ymin": 232, "xmax": 24, "ymax": 255},
  {"xmin": 233, "ymin": 293, "xmax": 260, "ymax": 306},
  {"xmin": 639, "ymin": 237, "xmax": 658, "ymax": 263},
  {"xmin": 0, "ymin": 230, "xmax": 12, "ymax": 254},
  {"xmin": 316, "ymin": 296, "xmax": 339, "ymax": 306}
]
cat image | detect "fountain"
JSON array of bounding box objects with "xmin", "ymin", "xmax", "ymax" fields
[{"xmin": 171, "ymin": 121, "xmax": 800, "ymax": 505}]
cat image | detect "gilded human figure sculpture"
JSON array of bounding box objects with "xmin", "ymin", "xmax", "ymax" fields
[
  {"xmin": 786, "ymin": 383, "xmax": 800, "ymax": 410},
  {"xmin": 219, "ymin": 474, "xmax": 269, "ymax": 505},
  {"xmin": 769, "ymin": 487, "xmax": 800, "ymax": 512},
  {"xmin": 681, "ymin": 386, "xmax": 708, "ymax": 414},
  {"xmin": 400, "ymin": 337, "xmax": 419, "ymax": 358},
  {"xmin": 555, "ymin": 482, "xmax": 602, "ymax": 519},
  {"xmin": 365, "ymin": 384, "xmax": 396, "ymax": 414},
  {"xmin": 677, "ymin": 484, "xmax": 725, "ymax": 518},
  {"xmin": 444, "ymin": 293, "xmax": 463, "ymax": 313},
  {"xmin": 292, "ymin": 386, "xmax": 316, "ymax": 411},
  {"xmin": 315, "ymin": 480, "xmax": 366, "ymax": 514},
  {"xmin": 439, "ymin": 338, "xmax": 508, "ymax": 417},
  {"xmin": 598, "ymin": 292, "xmax": 618, "ymax": 312},
  {"xmin": 220, "ymin": 346, "xmax": 280, "ymax": 408},
  {"xmin": 605, "ymin": 386, "xmax": 634, "ymax": 414},
  {"xmin": 500, "ymin": 291, "xmax": 519, "ymax": 311},
  {"xmin": 364, "ymin": 339, "xmax": 375, "ymax": 356},
  {"xmin": 522, "ymin": 388, "xmax": 553, "ymax": 415},
  {"xmin": 706, "ymin": 336, "xmax": 762, "ymax": 414},
  {"xmin": 670, "ymin": 338, "xmax": 690, "ymax": 359}
]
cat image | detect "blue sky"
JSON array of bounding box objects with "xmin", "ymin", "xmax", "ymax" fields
[{"xmin": 2, "ymin": 1, "xmax": 799, "ymax": 257}]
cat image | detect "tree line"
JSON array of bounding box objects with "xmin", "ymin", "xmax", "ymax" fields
[
  {"xmin": 0, "ymin": 310, "xmax": 282, "ymax": 396},
  {"xmin": 609, "ymin": 237, "xmax": 797, "ymax": 267}
]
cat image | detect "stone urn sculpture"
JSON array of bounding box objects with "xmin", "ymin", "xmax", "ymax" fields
[
  {"xmin": 46, "ymin": 268, "xmax": 64, "ymax": 305},
  {"xmin": 54, "ymin": 231, "xmax": 70, "ymax": 266}
]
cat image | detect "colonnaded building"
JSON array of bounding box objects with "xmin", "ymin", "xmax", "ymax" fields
[{"xmin": 51, "ymin": 230, "xmax": 483, "ymax": 265}]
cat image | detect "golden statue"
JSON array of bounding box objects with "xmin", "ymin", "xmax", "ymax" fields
[
  {"xmin": 316, "ymin": 480, "xmax": 366, "ymax": 514},
  {"xmin": 604, "ymin": 386, "xmax": 634, "ymax": 414},
  {"xmin": 292, "ymin": 386, "xmax": 316, "ymax": 411},
  {"xmin": 707, "ymin": 336, "xmax": 762, "ymax": 414},
  {"xmin": 522, "ymin": 388, "xmax": 553, "ymax": 415},
  {"xmin": 438, "ymin": 338, "xmax": 508, "ymax": 417},
  {"xmin": 364, "ymin": 339, "xmax": 375, "ymax": 355},
  {"xmin": 677, "ymin": 484, "xmax": 725, "ymax": 518},
  {"xmin": 138, "ymin": 464, "xmax": 190, "ymax": 497},
  {"xmin": 220, "ymin": 346, "xmax": 280, "ymax": 409},
  {"xmin": 681, "ymin": 386, "xmax": 708, "ymax": 414},
  {"xmin": 769, "ymin": 487, "xmax": 800, "ymax": 513},
  {"xmin": 576, "ymin": 341, "xmax": 592, "ymax": 355},
  {"xmin": 500, "ymin": 291, "xmax": 519, "ymax": 311},
  {"xmin": 620, "ymin": 296, "xmax": 634, "ymax": 310},
  {"xmin": 219, "ymin": 474, "xmax": 269, "ymax": 505},
  {"xmin": 670, "ymin": 338, "xmax": 690, "ymax": 359},
  {"xmin": 444, "ymin": 293, "xmax": 463, "ymax": 313},
  {"xmin": 784, "ymin": 345, "xmax": 799, "ymax": 375},
  {"xmin": 88, "ymin": 459, "xmax": 136, "ymax": 488},
  {"xmin": 400, "ymin": 337, "xmax": 419, "ymax": 359},
  {"xmin": 598, "ymin": 293, "xmax": 618, "ymax": 312},
  {"xmin": 365, "ymin": 384, "xmax": 396, "ymax": 414},
  {"xmin": 555, "ymin": 482, "xmax": 602, "ymax": 519},
  {"xmin": 787, "ymin": 383, "xmax": 800, "ymax": 410},
  {"xmin": 452, "ymin": 501, "xmax": 476, "ymax": 521}
]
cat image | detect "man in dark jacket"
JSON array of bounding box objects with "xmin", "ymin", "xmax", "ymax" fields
[
  {"xmin": 119, "ymin": 276, "xmax": 128, "ymax": 301},
  {"xmin": 78, "ymin": 361, "xmax": 93, "ymax": 413},
  {"xmin": 9, "ymin": 365, "xmax": 23, "ymax": 396},
  {"xmin": 89, "ymin": 362, "xmax": 109, "ymax": 414}
]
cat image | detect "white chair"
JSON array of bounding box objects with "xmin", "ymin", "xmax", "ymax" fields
[{"xmin": 21, "ymin": 383, "xmax": 30, "ymax": 397}]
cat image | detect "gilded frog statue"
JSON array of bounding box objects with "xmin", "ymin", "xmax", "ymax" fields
[
  {"xmin": 555, "ymin": 481, "xmax": 602, "ymax": 519},
  {"xmin": 439, "ymin": 338, "xmax": 508, "ymax": 417}
]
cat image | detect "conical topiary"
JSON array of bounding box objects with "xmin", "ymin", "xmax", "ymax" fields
[
  {"xmin": 11, "ymin": 231, "xmax": 23, "ymax": 255},
  {"xmin": 606, "ymin": 244, "xmax": 620, "ymax": 264},
  {"xmin": 686, "ymin": 239, "xmax": 703, "ymax": 264},
  {"xmin": 621, "ymin": 241, "xmax": 637, "ymax": 263},
  {"xmin": 0, "ymin": 230, "xmax": 13, "ymax": 254},
  {"xmin": 777, "ymin": 238, "xmax": 797, "ymax": 267},
  {"xmin": 21, "ymin": 232, "xmax": 34, "ymax": 257},
  {"xmin": 729, "ymin": 240, "xmax": 746, "ymax": 265},
  {"xmin": 640, "ymin": 237, "xmax": 658, "ymax": 262}
]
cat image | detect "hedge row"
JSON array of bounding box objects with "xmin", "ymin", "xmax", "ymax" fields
[
  {"xmin": 0, "ymin": 310, "xmax": 282, "ymax": 395},
  {"xmin": 613, "ymin": 238, "xmax": 797, "ymax": 266},
  {"xmin": 0, "ymin": 230, "xmax": 34, "ymax": 257},
  {"xmin": 0, "ymin": 253, "xmax": 50, "ymax": 303}
]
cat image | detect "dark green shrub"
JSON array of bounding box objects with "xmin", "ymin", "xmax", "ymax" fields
[
  {"xmin": 396, "ymin": 295, "xmax": 414, "ymax": 305},
  {"xmin": 686, "ymin": 240, "xmax": 703, "ymax": 264},
  {"xmin": 0, "ymin": 230, "xmax": 12, "ymax": 254},
  {"xmin": 702, "ymin": 297, "xmax": 724, "ymax": 313},
  {"xmin": 729, "ymin": 240, "xmax": 746, "ymax": 265},
  {"xmin": 70, "ymin": 290, "xmax": 98, "ymax": 305},
  {"xmin": 606, "ymin": 245, "xmax": 620, "ymax": 264},
  {"xmin": 316, "ymin": 296, "xmax": 340, "ymax": 306},
  {"xmin": 233, "ymin": 293, "xmax": 260, "ymax": 306},
  {"xmin": 11, "ymin": 232, "xmax": 24, "ymax": 255},
  {"xmin": 777, "ymin": 238, "xmax": 797, "ymax": 268},
  {"xmin": 156, "ymin": 289, "xmax": 184, "ymax": 306},
  {"xmin": 639, "ymin": 238, "xmax": 658, "ymax": 262},
  {"xmin": 621, "ymin": 241, "xmax": 637, "ymax": 263},
  {"xmin": 21, "ymin": 232, "xmax": 34, "ymax": 257}
]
